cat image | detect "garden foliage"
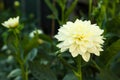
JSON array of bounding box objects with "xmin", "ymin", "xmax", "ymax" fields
[{"xmin": 0, "ymin": 0, "xmax": 120, "ymax": 80}]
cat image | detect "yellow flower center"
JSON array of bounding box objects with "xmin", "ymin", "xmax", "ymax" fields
[{"xmin": 73, "ymin": 34, "xmax": 85, "ymax": 42}]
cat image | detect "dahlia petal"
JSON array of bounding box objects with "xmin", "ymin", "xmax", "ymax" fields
[
  {"xmin": 69, "ymin": 44, "xmax": 79, "ymax": 57},
  {"xmin": 82, "ymin": 52, "xmax": 90, "ymax": 62}
]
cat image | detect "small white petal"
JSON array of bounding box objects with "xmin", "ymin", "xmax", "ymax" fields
[
  {"xmin": 71, "ymin": 51, "xmax": 79, "ymax": 57},
  {"xmin": 82, "ymin": 52, "xmax": 90, "ymax": 62},
  {"xmin": 69, "ymin": 44, "xmax": 79, "ymax": 57},
  {"xmin": 94, "ymin": 51, "xmax": 100, "ymax": 56}
]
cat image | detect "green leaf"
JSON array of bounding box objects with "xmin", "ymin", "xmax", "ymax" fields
[
  {"xmin": 47, "ymin": 14, "xmax": 57, "ymax": 19},
  {"xmin": 3, "ymin": 31, "xmax": 16, "ymax": 52},
  {"xmin": 97, "ymin": 69, "xmax": 119, "ymax": 80},
  {"xmin": 99, "ymin": 39, "xmax": 120, "ymax": 67},
  {"xmin": 39, "ymin": 34, "xmax": 52, "ymax": 43},
  {"xmin": 29, "ymin": 61, "xmax": 57, "ymax": 80},
  {"xmin": 104, "ymin": 33, "xmax": 119, "ymax": 48},
  {"xmin": 26, "ymin": 48, "xmax": 38, "ymax": 62},
  {"xmin": 65, "ymin": 0, "xmax": 78, "ymax": 21},
  {"xmin": 63, "ymin": 73, "xmax": 77, "ymax": 80},
  {"xmin": 2, "ymin": 31, "xmax": 9, "ymax": 44},
  {"xmin": 106, "ymin": 15, "xmax": 120, "ymax": 35},
  {"xmin": 7, "ymin": 68, "xmax": 21, "ymax": 78},
  {"xmin": 44, "ymin": 0, "xmax": 58, "ymax": 19},
  {"xmin": 56, "ymin": 0, "xmax": 67, "ymax": 11},
  {"xmin": 23, "ymin": 36, "xmax": 39, "ymax": 54},
  {"xmin": 14, "ymin": 76, "xmax": 21, "ymax": 80},
  {"xmin": 111, "ymin": 59, "xmax": 120, "ymax": 77}
]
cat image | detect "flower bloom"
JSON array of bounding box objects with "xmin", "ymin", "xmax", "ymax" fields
[
  {"xmin": 29, "ymin": 29, "xmax": 43, "ymax": 38},
  {"xmin": 55, "ymin": 19, "xmax": 104, "ymax": 62},
  {"xmin": 2, "ymin": 16, "xmax": 19, "ymax": 28},
  {"xmin": 14, "ymin": 1, "xmax": 20, "ymax": 7}
]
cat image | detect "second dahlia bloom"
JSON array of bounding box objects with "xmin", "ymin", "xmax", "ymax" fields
[
  {"xmin": 55, "ymin": 19, "xmax": 104, "ymax": 62},
  {"xmin": 29, "ymin": 29, "xmax": 43, "ymax": 38},
  {"xmin": 2, "ymin": 16, "xmax": 19, "ymax": 28}
]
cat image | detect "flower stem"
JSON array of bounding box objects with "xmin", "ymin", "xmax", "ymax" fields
[
  {"xmin": 58, "ymin": 56, "xmax": 76, "ymax": 71},
  {"xmin": 91, "ymin": 59, "xmax": 101, "ymax": 71},
  {"xmin": 15, "ymin": 54, "xmax": 28, "ymax": 80},
  {"xmin": 13, "ymin": 30, "xmax": 28, "ymax": 80},
  {"xmin": 77, "ymin": 55, "xmax": 82, "ymax": 80},
  {"xmin": 20, "ymin": 62, "xmax": 28, "ymax": 80},
  {"xmin": 89, "ymin": 0, "xmax": 92, "ymax": 19}
]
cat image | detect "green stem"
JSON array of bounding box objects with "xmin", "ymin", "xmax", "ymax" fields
[
  {"xmin": 77, "ymin": 55, "xmax": 82, "ymax": 80},
  {"xmin": 89, "ymin": 0, "xmax": 92, "ymax": 19},
  {"xmin": 112, "ymin": 2, "xmax": 115, "ymax": 18},
  {"xmin": 15, "ymin": 54, "xmax": 28, "ymax": 80},
  {"xmin": 13, "ymin": 30, "xmax": 19, "ymax": 50},
  {"xmin": 59, "ymin": 56, "xmax": 76, "ymax": 71},
  {"xmin": 61, "ymin": 8, "xmax": 64, "ymax": 25},
  {"xmin": 20, "ymin": 62, "xmax": 28, "ymax": 80},
  {"xmin": 91, "ymin": 59, "xmax": 101, "ymax": 71},
  {"xmin": 13, "ymin": 30, "xmax": 28, "ymax": 80}
]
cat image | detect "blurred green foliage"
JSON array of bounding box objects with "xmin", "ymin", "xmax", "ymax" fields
[{"xmin": 0, "ymin": 0, "xmax": 120, "ymax": 80}]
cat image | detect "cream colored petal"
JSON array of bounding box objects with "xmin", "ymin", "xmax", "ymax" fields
[
  {"xmin": 88, "ymin": 46, "xmax": 100, "ymax": 56},
  {"xmin": 69, "ymin": 44, "xmax": 79, "ymax": 57},
  {"xmin": 60, "ymin": 47, "xmax": 68, "ymax": 52},
  {"xmin": 82, "ymin": 52, "xmax": 90, "ymax": 62},
  {"xmin": 93, "ymin": 50, "xmax": 100, "ymax": 56},
  {"xmin": 73, "ymin": 45, "xmax": 86, "ymax": 55},
  {"xmin": 88, "ymin": 46, "xmax": 97, "ymax": 53},
  {"xmin": 1, "ymin": 23, "xmax": 7, "ymax": 27},
  {"xmin": 70, "ymin": 51, "xmax": 79, "ymax": 57}
]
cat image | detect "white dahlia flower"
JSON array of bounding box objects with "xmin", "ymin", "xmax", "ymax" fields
[
  {"xmin": 29, "ymin": 29, "xmax": 43, "ymax": 38},
  {"xmin": 55, "ymin": 19, "xmax": 104, "ymax": 62},
  {"xmin": 2, "ymin": 16, "xmax": 19, "ymax": 28}
]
